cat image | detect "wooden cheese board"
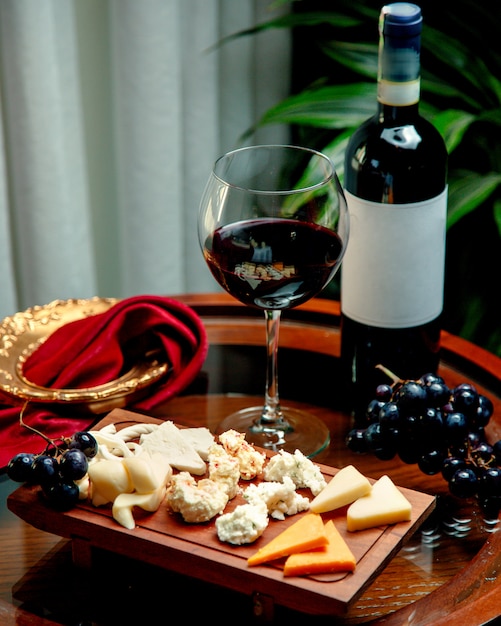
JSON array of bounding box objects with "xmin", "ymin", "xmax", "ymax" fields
[{"xmin": 7, "ymin": 409, "xmax": 436, "ymax": 617}]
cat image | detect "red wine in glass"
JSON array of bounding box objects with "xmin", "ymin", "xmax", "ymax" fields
[
  {"xmin": 198, "ymin": 144, "xmax": 349, "ymax": 457},
  {"xmin": 204, "ymin": 218, "xmax": 344, "ymax": 311}
]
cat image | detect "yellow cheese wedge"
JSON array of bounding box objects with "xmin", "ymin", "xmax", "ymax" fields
[
  {"xmin": 309, "ymin": 465, "xmax": 372, "ymax": 513},
  {"xmin": 247, "ymin": 513, "xmax": 327, "ymax": 566},
  {"xmin": 347, "ymin": 475, "xmax": 412, "ymax": 531},
  {"xmin": 283, "ymin": 520, "xmax": 356, "ymax": 577}
]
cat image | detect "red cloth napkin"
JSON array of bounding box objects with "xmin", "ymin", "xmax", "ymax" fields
[{"xmin": 0, "ymin": 295, "xmax": 208, "ymax": 470}]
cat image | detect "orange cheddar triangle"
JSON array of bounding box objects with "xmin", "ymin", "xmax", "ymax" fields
[
  {"xmin": 247, "ymin": 513, "xmax": 327, "ymax": 566},
  {"xmin": 283, "ymin": 520, "xmax": 356, "ymax": 577}
]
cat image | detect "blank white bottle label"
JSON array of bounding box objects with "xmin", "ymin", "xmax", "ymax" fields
[{"xmin": 341, "ymin": 188, "xmax": 447, "ymax": 328}]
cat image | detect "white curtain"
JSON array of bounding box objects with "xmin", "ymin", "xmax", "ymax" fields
[{"xmin": 0, "ymin": 0, "xmax": 291, "ymax": 319}]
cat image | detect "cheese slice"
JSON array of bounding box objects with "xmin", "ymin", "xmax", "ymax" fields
[
  {"xmin": 283, "ymin": 520, "xmax": 356, "ymax": 577},
  {"xmin": 309, "ymin": 465, "xmax": 372, "ymax": 513},
  {"xmin": 122, "ymin": 452, "xmax": 172, "ymax": 494},
  {"xmin": 179, "ymin": 427, "xmax": 215, "ymax": 461},
  {"xmin": 112, "ymin": 484, "xmax": 167, "ymax": 530},
  {"xmin": 88, "ymin": 459, "xmax": 133, "ymax": 506},
  {"xmin": 347, "ymin": 475, "xmax": 412, "ymax": 531},
  {"xmin": 140, "ymin": 421, "xmax": 206, "ymax": 475},
  {"xmin": 247, "ymin": 513, "xmax": 327, "ymax": 566}
]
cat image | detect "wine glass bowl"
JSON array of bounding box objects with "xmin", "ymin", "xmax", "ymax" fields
[{"xmin": 198, "ymin": 145, "xmax": 349, "ymax": 456}]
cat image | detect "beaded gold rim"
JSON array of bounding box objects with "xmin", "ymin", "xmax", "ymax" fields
[{"xmin": 0, "ymin": 297, "xmax": 168, "ymax": 405}]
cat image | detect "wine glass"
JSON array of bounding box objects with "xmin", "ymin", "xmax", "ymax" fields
[{"xmin": 198, "ymin": 144, "xmax": 349, "ymax": 457}]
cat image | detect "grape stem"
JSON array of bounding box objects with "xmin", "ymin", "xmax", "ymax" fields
[
  {"xmin": 375, "ymin": 364, "xmax": 402, "ymax": 385},
  {"xmin": 19, "ymin": 401, "xmax": 63, "ymax": 452}
]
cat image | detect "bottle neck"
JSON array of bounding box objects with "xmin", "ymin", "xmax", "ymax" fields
[
  {"xmin": 377, "ymin": 45, "xmax": 421, "ymax": 121},
  {"xmin": 377, "ymin": 21, "xmax": 422, "ymax": 109},
  {"xmin": 377, "ymin": 101, "xmax": 420, "ymax": 124}
]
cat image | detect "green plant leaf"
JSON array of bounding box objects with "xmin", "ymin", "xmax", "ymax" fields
[
  {"xmin": 321, "ymin": 41, "xmax": 377, "ymax": 80},
  {"xmin": 318, "ymin": 131, "xmax": 352, "ymax": 180},
  {"xmin": 432, "ymin": 109, "xmax": 477, "ymax": 154},
  {"xmin": 494, "ymin": 197, "xmax": 501, "ymax": 240},
  {"xmin": 280, "ymin": 132, "xmax": 351, "ymax": 221},
  {"xmin": 447, "ymin": 171, "xmax": 501, "ymax": 229},
  {"xmin": 420, "ymin": 74, "xmax": 468, "ymax": 102},
  {"xmin": 479, "ymin": 108, "xmax": 501, "ymax": 129},
  {"xmin": 251, "ymin": 83, "xmax": 376, "ymax": 130},
  {"xmin": 423, "ymin": 26, "xmax": 501, "ymax": 108},
  {"xmin": 210, "ymin": 11, "xmax": 362, "ymax": 52}
]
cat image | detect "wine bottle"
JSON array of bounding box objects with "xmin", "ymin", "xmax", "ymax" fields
[{"xmin": 340, "ymin": 2, "xmax": 448, "ymax": 419}]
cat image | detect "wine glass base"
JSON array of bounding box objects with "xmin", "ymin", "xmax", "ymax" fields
[{"xmin": 215, "ymin": 406, "xmax": 330, "ymax": 458}]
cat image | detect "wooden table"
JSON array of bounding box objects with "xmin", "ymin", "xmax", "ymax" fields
[{"xmin": 1, "ymin": 293, "xmax": 501, "ymax": 625}]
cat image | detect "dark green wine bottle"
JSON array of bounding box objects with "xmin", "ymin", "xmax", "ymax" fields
[{"xmin": 341, "ymin": 3, "xmax": 448, "ymax": 419}]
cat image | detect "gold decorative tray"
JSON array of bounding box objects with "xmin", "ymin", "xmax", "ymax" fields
[
  {"xmin": 7, "ymin": 409, "xmax": 436, "ymax": 616},
  {"xmin": 0, "ymin": 298, "xmax": 168, "ymax": 413}
]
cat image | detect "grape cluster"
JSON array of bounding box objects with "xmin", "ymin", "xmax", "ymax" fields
[
  {"xmin": 7, "ymin": 431, "xmax": 98, "ymax": 511},
  {"xmin": 346, "ymin": 371, "xmax": 501, "ymax": 519}
]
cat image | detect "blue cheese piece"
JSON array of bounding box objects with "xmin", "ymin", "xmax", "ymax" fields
[
  {"xmin": 244, "ymin": 476, "xmax": 310, "ymax": 520},
  {"xmin": 165, "ymin": 472, "xmax": 229, "ymax": 523},
  {"xmin": 215, "ymin": 500, "xmax": 269, "ymax": 545},
  {"xmin": 263, "ymin": 449, "xmax": 327, "ymax": 496}
]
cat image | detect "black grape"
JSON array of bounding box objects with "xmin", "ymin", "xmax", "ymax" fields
[
  {"xmin": 59, "ymin": 448, "xmax": 88, "ymax": 481},
  {"xmin": 6, "ymin": 429, "xmax": 97, "ymax": 514},
  {"xmin": 345, "ymin": 428, "xmax": 368, "ymax": 453},
  {"xmin": 442, "ymin": 457, "xmax": 467, "ymax": 482},
  {"xmin": 69, "ymin": 431, "xmax": 98, "ymax": 458},
  {"xmin": 345, "ymin": 368, "xmax": 501, "ymax": 517},
  {"xmin": 31, "ymin": 454, "xmax": 60, "ymax": 487},
  {"xmin": 449, "ymin": 468, "xmax": 478, "ymax": 499},
  {"xmin": 7, "ymin": 452, "xmax": 36, "ymax": 483},
  {"xmin": 43, "ymin": 480, "xmax": 80, "ymax": 511}
]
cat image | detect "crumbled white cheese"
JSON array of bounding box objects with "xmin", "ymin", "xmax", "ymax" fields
[
  {"xmin": 215, "ymin": 500, "xmax": 269, "ymax": 545},
  {"xmin": 243, "ymin": 476, "xmax": 310, "ymax": 520},
  {"xmin": 165, "ymin": 472, "xmax": 229, "ymax": 523},
  {"xmin": 218, "ymin": 429, "xmax": 266, "ymax": 480},
  {"xmin": 263, "ymin": 449, "xmax": 327, "ymax": 496},
  {"xmin": 207, "ymin": 443, "xmax": 241, "ymax": 499}
]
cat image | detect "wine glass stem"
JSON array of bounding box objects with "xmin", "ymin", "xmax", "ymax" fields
[{"xmin": 261, "ymin": 309, "xmax": 289, "ymax": 428}]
